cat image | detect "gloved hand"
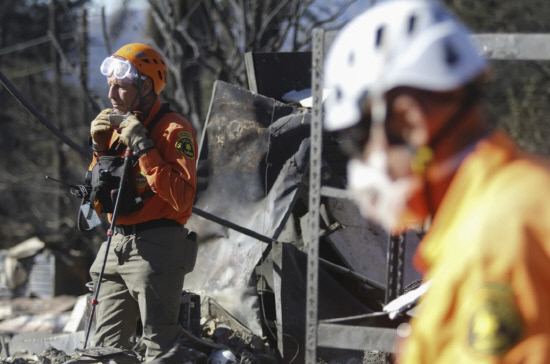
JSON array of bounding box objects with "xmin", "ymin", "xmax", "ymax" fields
[
  {"xmin": 90, "ymin": 108, "xmax": 114, "ymax": 151},
  {"xmin": 119, "ymin": 114, "xmax": 154, "ymax": 155}
]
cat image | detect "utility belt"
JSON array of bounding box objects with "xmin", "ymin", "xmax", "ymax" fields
[{"xmin": 115, "ymin": 218, "xmax": 182, "ymax": 236}]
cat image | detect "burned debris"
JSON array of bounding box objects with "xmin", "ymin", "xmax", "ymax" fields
[{"xmin": 0, "ymin": 52, "xmax": 421, "ymax": 364}]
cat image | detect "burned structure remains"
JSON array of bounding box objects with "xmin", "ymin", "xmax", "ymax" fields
[{"xmin": 1, "ymin": 27, "xmax": 547, "ymax": 364}]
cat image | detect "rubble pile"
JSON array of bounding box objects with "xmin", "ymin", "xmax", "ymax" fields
[{"xmin": 0, "ymin": 294, "xmax": 279, "ymax": 363}]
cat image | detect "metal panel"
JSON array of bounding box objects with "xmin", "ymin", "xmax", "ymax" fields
[
  {"xmin": 317, "ymin": 323, "xmax": 396, "ymax": 353},
  {"xmin": 27, "ymin": 251, "xmax": 55, "ymax": 298},
  {"xmin": 320, "ymin": 186, "xmax": 350, "ymax": 199},
  {"xmin": 305, "ymin": 28, "xmax": 325, "ymax": 364},
  {"xmin": 385, "ymin": 234, "xmax": 406, "ymax": 303},
  {"xmin": 473, "ymin": 34, "xmax": 550, "ymax": 60},
  {"xmin": 184, "ymin": 80, "xmax": 309, "ymax": 335},
  {"xmin": 321, "ymin": 31, "xmax": 550, "ymax": 61},
  {"xmin": 273, "ymin": 242, "xmax": 374, "ymax": 363},
  {"xmin": 243, "ymin": 51, "xmax": 313, "ymax": 101},
  {"xmin": 244, "ymin": 52, "xmax": 258, "ymax": 93}
]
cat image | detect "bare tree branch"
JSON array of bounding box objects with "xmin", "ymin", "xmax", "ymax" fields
[
  {"xmin": 256, "ymin": 0, "xmax": 292, "ymax": 49},
  {"xmin": 143, "ymin": 0, "xmax": 363, "ymax": 137},
  {"xmin": 101, "ymin": 6, "xmax": 112, "ymax": 55}
]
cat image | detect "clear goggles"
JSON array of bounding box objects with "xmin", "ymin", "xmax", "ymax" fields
[{"xmin": 100, "ymin": 56, "xmax": 142, "ymax": 82}]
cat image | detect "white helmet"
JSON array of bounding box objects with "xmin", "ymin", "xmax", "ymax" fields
[{"xmin": 323, "ymin": 0, "xmax": 488, "ymax": 131}]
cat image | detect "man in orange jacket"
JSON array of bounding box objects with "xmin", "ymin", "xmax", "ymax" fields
[
  {"xmin": 323, "ymin": 0, "xmax": 550, "ymax": 363},
  {"xmin": 88, "ymin": 43, "xmax": 198, "ymax": 360}
]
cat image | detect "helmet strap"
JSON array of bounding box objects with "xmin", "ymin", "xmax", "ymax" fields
[
  {"xmin": 134, "ymin": 74, "xmax": 145, "ymax": 113},
  {"xmin": 429, "ymin": 84, "xmax": 480, "ymax": 151},
  {"xmin": 418, "ymin": 83, "xmax": 480, "ymax": 220},
  {"xmin": 128, "ymin": 73, "xmax": 150, "ymax": 115},
  {"xmin": 127, "ymin": 92, "xmax": 140, "ymax": 114}
]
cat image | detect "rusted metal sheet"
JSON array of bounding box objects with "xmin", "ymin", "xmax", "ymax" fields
[{"xmin": 185, "ymin": 80, "xmax": 310, "ymax": 335}]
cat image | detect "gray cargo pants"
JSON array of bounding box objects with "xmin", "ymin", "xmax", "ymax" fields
[{"xmin": 89, "ymin": 224, "xmax": 187, "ymax": 361}]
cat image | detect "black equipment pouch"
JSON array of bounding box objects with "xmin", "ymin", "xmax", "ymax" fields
[{"xmin": 90, "ymin": 156, "xmax": 143, "ymax": 216}]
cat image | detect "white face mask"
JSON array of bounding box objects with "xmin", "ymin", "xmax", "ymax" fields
[{"xmin": 347, "ymin": 151, "xmax": 416, "ymax": 232}]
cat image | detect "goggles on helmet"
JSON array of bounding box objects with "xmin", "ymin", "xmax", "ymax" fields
[{"xmin": 100, "ymin": 56, "xmax": 142, "ymax": 82}]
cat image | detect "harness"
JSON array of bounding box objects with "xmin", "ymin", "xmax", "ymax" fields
[{"xmin": 79, "ymin": 104, "xmax": 172, "ymax": 230}]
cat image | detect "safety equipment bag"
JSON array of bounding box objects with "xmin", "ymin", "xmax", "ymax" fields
[{"xmin": 89, "ymin": 155, "xmax": 144, "ymax": 216}]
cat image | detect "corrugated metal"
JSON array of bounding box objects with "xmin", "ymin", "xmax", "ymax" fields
[{"xmin": 26, "ymin": 252, "xmax": 55, "ymax": 298}]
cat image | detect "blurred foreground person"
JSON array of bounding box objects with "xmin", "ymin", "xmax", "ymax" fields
[
  {"xmin": 324, "ymin": 0, "xmax": 550, "ymax": 362},
  {"xmin": 87, "ymin": 43, "xmax": 198, "ymax": 360}
]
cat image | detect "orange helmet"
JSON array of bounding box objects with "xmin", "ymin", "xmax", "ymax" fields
[{"xmin": 112, "ymin": 43, "xmax": 168, "ymax": 95}]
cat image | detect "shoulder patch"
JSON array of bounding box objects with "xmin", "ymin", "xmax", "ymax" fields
[
  {"xmin": 468, "ymin": 283, "xmax": 522, "ymax": 356},
  {"xmin": 175, "ymin": 131, "xmax": 195, "ymax": 159}
]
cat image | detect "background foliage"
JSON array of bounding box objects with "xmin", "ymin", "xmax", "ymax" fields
[{"xmin": 444, "ymin": 0, "xmax": 550, "ymax": 155}]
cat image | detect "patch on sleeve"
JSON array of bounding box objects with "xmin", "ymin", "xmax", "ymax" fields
[
  {"xmin": 135, "ymin": 172, "xmax": 148, "ymax": 189},
  {"xmin": 468, "ymin": 283, "xmax": 523, "ymax": 356},
  {"xmin": 175, "ymin": 131, "xmax": 195, "ymax": 159}
]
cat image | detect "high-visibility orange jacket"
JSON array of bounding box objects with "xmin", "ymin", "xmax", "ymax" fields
[
  {"xmin": 399, "ymin": 131, "xmax": 550, "ymax": 364},
  {"xmin": 89, "ymin": 99, "xmax": 198, "ymax": 225}
]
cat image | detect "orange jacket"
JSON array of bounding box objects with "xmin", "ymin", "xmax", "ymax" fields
[
  {"xmin": 89, "ymin": 99, "xmax": 198, "ymax": 225},
  {"xmin": 399, "ymin": 131, "xmax": 550, "ymax": 364}
]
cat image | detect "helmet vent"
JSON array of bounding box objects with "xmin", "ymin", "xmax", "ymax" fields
[
  {"xmin": 444, "ymin": 40, "xmax": 459, "ymax": 66},
  {"xmin": 157, "ymin": 70, "xmax": 163, "ymax": 81},
  {"xmin": 142, "ymin": 59, "xmax": 151, "ymax": 64},
  {"xmin": 135, "ymin": 51, "xmax": 146, "ymax": 57},
  {"xmin": 348, "ymin": 51, "xmax": 355, "ymax": 67},
  {"xmin": 407, "ymin": 15, "xmax": 417, "ymax": 34},
  {"xmin": 336, "ymin": 87, "xmax": 342, "ymax": 101},
  {"xmin": 375, "ymin": 26, "xmax": 385, "ymax": 48},
  {"xmin": 153, "ymin": 59, "xmax": 158, "ymax": 64}
]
